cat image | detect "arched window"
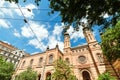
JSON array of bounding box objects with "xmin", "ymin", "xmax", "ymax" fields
[
  {"xmin": 30, "ymin": 59, "xmax": 34, "ymax": 68},
  {"xmin": 65, "ymin": 58, "xmax": 70, "ymax": 64},
  {"xmin": 4, "ymin": 51, "xmax": 7, "ymax": 55},
  {"xmin": 38, "ymin": 57, "xmax": 43, "ymax": 66},
  {"xmin": 21, "ymin": 61, "xmax": 25, "ymax": 68},
  {"xmin": 46, "ymin": 72, "xmax": 51, "ymax": 80},
  {"xmin": 88, "ymin": 34, "xmax": 92, "ymax": 40},
  {"xmin": 38, "ymin": 74, "xmax": 41, "ymax": 80},
  {"xmin": 59, "ymin": 56, "xmax": 62, "ymax": 59},
  {"xmin": 96, "ymin": 53, "xmax": 103, "ymax": 63},
  {"xmin": 49, "ymin": 55, "xmax": 53, "ymax": 64},
  {"xmin": 82, "ymin": 71, "xmax": 91, "ymax": 80}
]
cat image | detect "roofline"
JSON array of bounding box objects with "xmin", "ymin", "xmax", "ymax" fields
[{"xmin": 71, "ymin": 43, "xmax": 88, "ymax": 49}]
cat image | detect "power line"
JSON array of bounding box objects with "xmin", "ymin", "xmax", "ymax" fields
[
  {"xmin": 0, "ymin": 6, "xmax": 61, "ymax": 22},
  {"xmin": 17, "ymin": 3, "xmax": 44, "ymax": 50},
  {"xmin": 0, "ymin": 17, "xmax": 61, "ymax": 22},
  {"xmin": 0, "ymin": 6, "xmax": 51, "ymax": 11},
  {"xmin": 16, "ymin": 4, "xmax": 48, "ymax": 80}
]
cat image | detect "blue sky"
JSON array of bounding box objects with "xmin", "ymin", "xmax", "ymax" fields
[{"xmin": 0, "ymin": 0, "xmax": 102, "ymax": 54}]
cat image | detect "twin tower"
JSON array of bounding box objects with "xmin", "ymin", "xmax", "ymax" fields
[{"xmin": 64, "ymin": 26, "xmax": 97, "ymax": 52}]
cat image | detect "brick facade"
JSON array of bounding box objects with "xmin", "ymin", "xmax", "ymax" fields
[{"xmin": 12, "ymin": 26, "xmax": 116, "ymax": 80}]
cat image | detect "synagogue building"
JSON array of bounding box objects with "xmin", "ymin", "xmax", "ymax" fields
[{"xmin": 12, "ymin": 26, "xmax": 116, "ymax": 80}]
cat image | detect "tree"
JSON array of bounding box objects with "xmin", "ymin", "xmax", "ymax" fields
[
  {"xmin": 4, "ymin": 0, "xmax": 120, "ymax": 29},
  {"xmin": 51, "ymin": 58, "xmax": 77, "ymax": 80},
  {"xmin": 101, "ymin": 21, "xmax": 120, "ymax": 79},
  {"xmin": 0, "ymin": 56, "xmax": 14, "ymax": 80},
  {"xmin": 15, "ymin": 67, "xmax": 37, "ymax": 80},
  {"xmin": 101, "ymin": 21, "xmax": 120, "ymax": 62},
  {"xmin": 4, "ymin": 0, "xmax": 41, "ymax": 5},
  {"xmin": 98, "ymin": 72, "xmax": 116, "ymax": 80},
  {"xmin": 49, "ymin": 0, "xmax": 120, "ymax": 28}
]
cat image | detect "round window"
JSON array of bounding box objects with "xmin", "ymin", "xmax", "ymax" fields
[{"xmin": 78, "ymin": 56, "xmax": 86, "ymax": 63}]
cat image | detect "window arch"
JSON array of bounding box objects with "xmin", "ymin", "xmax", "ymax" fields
[
  {"xmin": 30, "ymin": 59, "xmax": 34, "ymax": 68},
  {"xmin": 82, "ymin": 71, "xmax": 91, "ymax": 80},
  {"xmin": 21, "ymin": 60, "xmax": 25, "ymax": 68},
  {"xmin": 3, "ymin": 51, "xmax": 7, "ymax": 56},
  {"xmin": 65, "ymin": 58, "xmax": 70, "ymax": 64},
  {"xmin": 49, "ymin": 55, "xmax": 53, "ymax": 64},
  {"xmin": 59, "ymin": 56, "xmax": 62, "ymax": 59},
  {"xmin": 38, "ymin": 57, "xmax": 43, "ymax": 66},
  {"xmin": 96, "ymin": 53, "xmax": 103, "ymax": 63},
  {"xmin": 38, "ymin": 74, "xmax": 41, "ymax": 80},
  {"xmin": 46, "ymin": 72, "xmax": 51, "ymax": 80}
]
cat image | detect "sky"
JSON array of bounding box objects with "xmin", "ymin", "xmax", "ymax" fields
[{"xmin": 0, "ymin": 0, "xmax": 102, "ymax": 54}]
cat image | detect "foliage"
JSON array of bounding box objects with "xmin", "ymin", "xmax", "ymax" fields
[
  {"xmin": 5, "ymin": 0, "xmax": 120, "ymax": 29},
  {"xmin": 101, "ymin": 21, "xmax": 120, "ymax": 62},
  {"xmin": 49, "ymin": 0, "xmax": 120, "ymax": 28},
  {"xmin": 98, "ymin": 72, "xmax": 116, "ymax": 80},
  {"xmin": 51, "ymin": 58, "xmax": 77, "ymax": 80},
  {"xmin": 4, "ymin": 0, "xmax": 41, "ymax": 5},
  {"xmin": 46, "ymin": 74, "xmax": 51, "ymax": 80},
  {"xmin": 15, "ymin": 67, "xmax": 37, "ymax": 80},
  {"xmin": 0, "ymin": 56, "xmax": 14, "ymax": 80}
]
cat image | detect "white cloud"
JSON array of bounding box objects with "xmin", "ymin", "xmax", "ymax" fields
[
  {"xmin": 14, "ymin": 4, "xmax": 37, "ymax": 18},
  {"xmin": 23, "ymin": 23, "xmax": 85, "ymax": 52},
  {"xmin": 13, "ymin": 29, "xmax": 21, "ymax": 38},
  {"xmin": 0, "ymin": 1, "xmax": 36, "ymax": 18},
  {"xmin": 31, "ymin": 51, "xmax": 39, "ymax": 55},
  {"xmin": 2, "ymin": 40, "xmax": 11, "ymax": 45},
  {"xmin": 28, "ymin": 39, "xmax": 47, "ymax": 51},
  {"xmin": 21, "ymin": 21, "xmax": 49, "ymax": 51},
  {"xmin": 81, "ymin": 18, "xmax": 87, "ymax": 23},
  {"xmin": 103, "ymin": 13, "xmax": 109, "ymax": 18},
  {"xmin": 53, "ymin": 23, "xmax": 63, "ymax": 35},
  {"xmin": 53, "ymin": 23, "xmax": 63, "ymax": 40},
  {"xmin": 21, "ymin": 23, "xmax": 64, "ymax": 52},
  {"xmin": 0, "ymin": 1, "xmax": 66, "ymax": 53},
  {"xmin": 47, "ymin": 23, "xmax": 64, "ymax": 52},
  {"xmin": 23, "ymin": 4, "xmax": 37, "ymax": 18},
  {"xmin": 0, "ymin": 19, "xmax": 11, "ymax": 28},
  {"xmin": 29, "ymin": 21, "xmax": 48, "ymax": 41},
  {"xmin": 21, "ymin": 21, "xmax": 48, "ymax": 40},
  {"xmin": 48, "ymin": 36, "xmax": 58, "ymax": 49},
  {"xmin": 67, "ymin": 26, "xmax": 84, "ymax": 42},
  {"xmin": 48, "ymin": 23, "xmax": 64, "ymax": 51},
  {"xmin": 57, "ymin": 41, "xmax": 64, "ymax": 52},
  {"xmin": 0, "ymin": 1, "xmax": 15, "ymax": 17},
  {"xmin": 48, "ymin": 36, "xmax": 64, "ymax": 52},
  {"xmin": 21, "ymin": 25, "xmax": 34, "ymax": 38}
]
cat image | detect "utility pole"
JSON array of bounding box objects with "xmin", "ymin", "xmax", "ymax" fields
[{"xmin": 40, "ymin": 47, "xmax": 49, "ymax": 80}]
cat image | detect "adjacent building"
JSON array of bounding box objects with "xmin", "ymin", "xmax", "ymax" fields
[
  {"xmin": 12, "ymin": 26, "xmax": 117, "ymax": 80},
  {"xmin": 0, "ymin": 41, "xmax": 29, "ymax": 68},
  {"xmin": 113, "ymin": 59, "xmax": 120, "ymax": 78}
]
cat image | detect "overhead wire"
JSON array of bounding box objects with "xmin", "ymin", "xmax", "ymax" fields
[
  {"xmin": 0, "ymin": 7, "xmax": 40, "ymax": 53},
  {"xmin": 11, "ymin": 4, "xmax": 54, "ymax": 80},
  {"xmin": 0, "ymin": 6, "xmax": 61, "ymax": 22},
  {"xmin": 0, "ymin": 17, "xmax": 61, "ymax": 22},
  {"xmin": 16, "ymin": 3, "xmax": 44, "ymax": 51},
  {"xmin": 0, "ymin": 6, "xmax": 51, "ymax": 11},
  {"xmin": 16, "ymin": 4, "xmax": 50, "ymax": 80},
  {"xmin": 0, "ymin": 4, "xmax": 62, "ymax": 53},
  {"xmin": 0, "ymin": 3, "xmax": 66, "ymax": 52}
]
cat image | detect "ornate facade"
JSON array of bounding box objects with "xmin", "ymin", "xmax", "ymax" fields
[
  {"xmin": 0, "ymin": 41, "xmax": 29, "ymax": 68},
  {"xmin": 13, "ymin": 26, "xmax": 116, "ymax": 80}
]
